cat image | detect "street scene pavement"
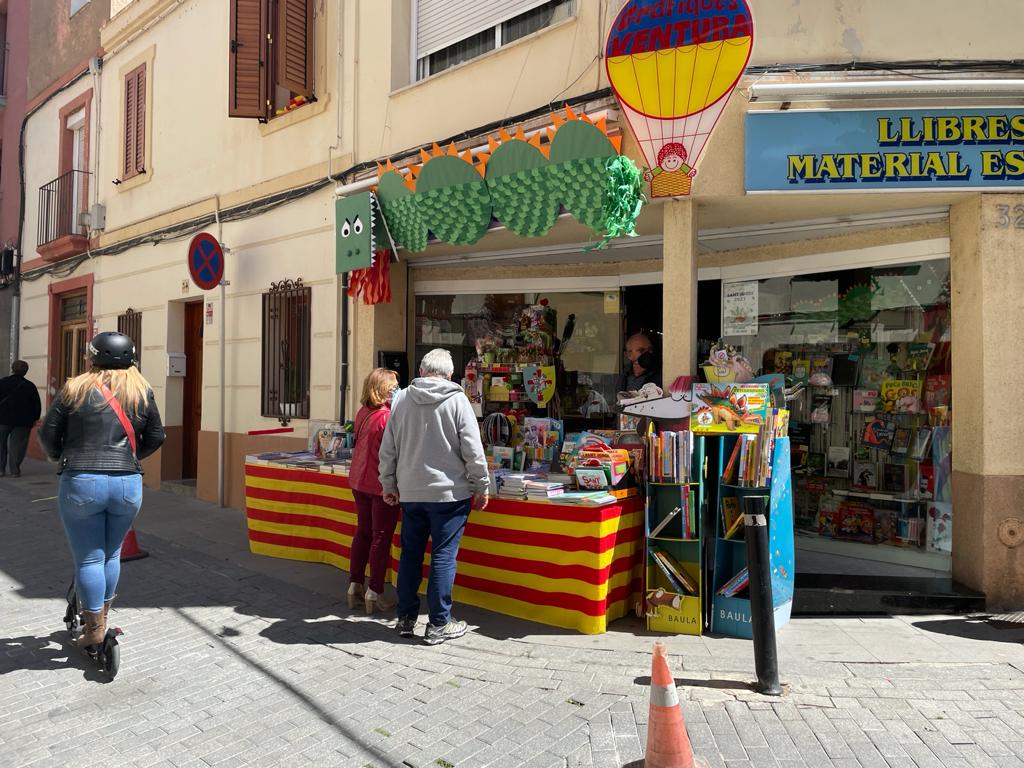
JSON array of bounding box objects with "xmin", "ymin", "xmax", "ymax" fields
[{"xmin": 2, "ymin": 459, "xmax": 1024, "ymax": 768}]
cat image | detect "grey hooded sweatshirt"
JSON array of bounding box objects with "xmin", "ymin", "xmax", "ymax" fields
[{"xmin": 378, "ymin": 377, "xmax": 489, "ymax": 504}]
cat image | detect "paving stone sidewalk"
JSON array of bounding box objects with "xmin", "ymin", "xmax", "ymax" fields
[{"xmin": 2, "ymin": 460, "xmax": 1024, "ymax": 768}]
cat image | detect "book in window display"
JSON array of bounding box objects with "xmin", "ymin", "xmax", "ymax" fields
[
  {"xmin": 923, "ymin": 374, "xmax": 951, "ymax": 410},
  {"xmin": 833, "ymin": 500, "xmax": 876, "ymax": 543},
  {"xmin": 882, "ymin": 463, "xmax": 909, "ymax": 494},
  {"xmin": 852, "ymin": 460, "xmax": 879, "ymax": 490},
  {"xmin": 830, "ymin": 353, "xmax": 860, "ymax": 387},
  {"xmin": 862, "ymin": 418, "xmax": 895, "ymax": 451},
  {"xmin": 858, "ymin": 357, "xmax": 893, "ymax": 389},
  {"xmin": 906, "ymin": 343, "xmax": 935, "ymax": 373},
  {"xmin": 810, "ymin": 393, "xmax": 832, "ymax": 424},
  {"xmin": 826, "ymin": 446, "xmax": 851, "ymax": 478},
  {"xmin": 890, "ymin": 427, "xmax": 912, "ymax": 456},
  {"xmin": 880, "ymin": 379, "xmax": 924, "ymax": 414},
  {"xmin": 807, "ymin": 452, "xmax": 826, "ymax": 476},
  {"xmin": 852, "ymin": 389, "xmax": 880, "ymax": 413}
]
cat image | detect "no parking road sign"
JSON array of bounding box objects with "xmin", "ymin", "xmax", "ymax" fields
[{"xmin": 188, "ymin": 232, "xmax": 225, "ymax": 291}]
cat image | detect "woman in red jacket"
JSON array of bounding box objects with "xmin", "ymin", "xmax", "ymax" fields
[{"xmin": 348, "ymin": 367, "xmax": 400, "ymax": 613}]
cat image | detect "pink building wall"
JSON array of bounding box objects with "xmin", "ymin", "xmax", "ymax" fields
[{"xmin": 0, "ymin": 0, "xmax": 29, "ymax": 249}]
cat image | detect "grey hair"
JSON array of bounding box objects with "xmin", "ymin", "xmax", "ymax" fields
[{"xmin": 419, "ymin": 348, "xmax": 455, "ymax": 379}]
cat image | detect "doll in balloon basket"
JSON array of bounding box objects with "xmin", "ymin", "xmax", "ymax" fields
[{"xmin": 643, "ymin": 142, "xmax": 698, "ymax": 198}]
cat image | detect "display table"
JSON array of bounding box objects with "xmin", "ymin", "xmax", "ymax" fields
[{"xmin": 244, "ymin": 461, "xmax": 644, "ymax": 633}]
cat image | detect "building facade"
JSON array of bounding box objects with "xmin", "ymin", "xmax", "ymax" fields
[{"xmin": 15, "ymin": 0, "xmax": 1024, "ymax": 609}]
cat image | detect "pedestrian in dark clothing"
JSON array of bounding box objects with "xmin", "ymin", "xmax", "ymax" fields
[{"xmin": 0, "ymin": 360, "xmax": 42, "ymax": 477}]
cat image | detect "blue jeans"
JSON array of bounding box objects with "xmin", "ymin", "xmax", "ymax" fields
[
  {"xmin": 57, "ymin": 472, "xmax": 144, "ymax": 612},
  {"xmin": 397, "ymin": 499, "xmax": 471, "ymax": 627}
]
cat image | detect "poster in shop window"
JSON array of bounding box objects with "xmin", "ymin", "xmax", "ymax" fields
[{"xmin": 723, "ymin": 281, "xmax": 759, "ymax": 336}]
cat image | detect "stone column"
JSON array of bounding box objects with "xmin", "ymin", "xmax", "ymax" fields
[
  {"xmin": 950, "ymin": 192, "xmax": 1024, "ymax": 609},
  {"xmin": 662, "ymin": 199, "xmax": 699, "ymax": 381}
]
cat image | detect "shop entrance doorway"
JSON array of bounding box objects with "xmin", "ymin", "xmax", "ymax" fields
[{"xmin": 181, "ymin": 302, "xmax": 204, "ymax": 480}]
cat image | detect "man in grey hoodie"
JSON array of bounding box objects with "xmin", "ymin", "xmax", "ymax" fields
[{"xmin": 379, "ymin": 348, "xmax": 489, "ymax": 645}]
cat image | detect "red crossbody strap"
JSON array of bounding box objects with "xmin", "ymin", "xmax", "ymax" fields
[{"xmin": 98, "ymin": 384, "xmax": 137, "ymax": 456}]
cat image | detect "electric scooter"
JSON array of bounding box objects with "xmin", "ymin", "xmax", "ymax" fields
[{"xmin": 63, "ymin": 582, "xmax": 122, "ymax": 679}]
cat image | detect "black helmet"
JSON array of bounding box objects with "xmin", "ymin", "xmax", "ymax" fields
[{"xmin": 88, "ymin": 332, "xmax": 136, "ymax": 369}]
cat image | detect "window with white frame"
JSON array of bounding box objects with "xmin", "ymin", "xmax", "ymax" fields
[{"xmin": 415, "ymin": 0, "xmax": 575, "ymax": 80}]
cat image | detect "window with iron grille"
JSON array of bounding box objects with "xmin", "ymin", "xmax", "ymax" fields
[
  {"xmin": 117, "ymin": 308, "xmax": 142, "ymax": 371},
  {"xmin": 261, "ymin": 279, "xmax": 311, "ymax": 422}
]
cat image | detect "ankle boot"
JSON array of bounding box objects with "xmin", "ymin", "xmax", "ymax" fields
[
  {"xmin": 347, "ymin": 582, "xmax": 365, "ymax": 609},
  {"xmin": 364, "ymin": 588, "xmax": 394, "ymax": 614},
  {"xmin": 78, "ymin": 609, "xmax": 106, "ymax": 648}
]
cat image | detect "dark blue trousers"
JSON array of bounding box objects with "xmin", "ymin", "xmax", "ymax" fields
[{"xmin": 396, "ymin": 498, "xmax": 471, "ymax": 627}]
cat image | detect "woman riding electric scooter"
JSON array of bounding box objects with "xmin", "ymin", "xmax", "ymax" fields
[{"xmin": 39, "ymin": 332, "xmax": 165, "ymax": 659}]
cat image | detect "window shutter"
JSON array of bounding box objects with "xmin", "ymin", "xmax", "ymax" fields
[
  {"xmin": 133, "ymin": 67, "xmax": 146, "ymax": 174},
  {"xmin": 229, "ymin": 0, "xmax": 269, "ymax": 118},
  {"xmin": 123, "ymin": 65, "xmax": 146, "ymax": 179},
  {"xmin": 277, "ymin": 0, "xmax": 313, "ymax": 97},
  {"xmin": 416, "ymin": 0, "xmax": 550, "ymax": 59},
  {"xmin": 123, "ymin": 72, "xmax": 136, "ymax": 178}
]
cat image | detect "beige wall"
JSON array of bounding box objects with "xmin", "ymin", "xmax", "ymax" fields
[
  {"xmin": 950, "ymin": 193, "xmax": 1024, "ymax": 608},
  {"xmin": 97, "ymin": 0, "xmax": 340, "ymax": 242}
]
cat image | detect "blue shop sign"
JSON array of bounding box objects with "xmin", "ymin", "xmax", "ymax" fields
[{"xmin": 746, "ymin": 108, "xmax": 1024, "ymax": 192}]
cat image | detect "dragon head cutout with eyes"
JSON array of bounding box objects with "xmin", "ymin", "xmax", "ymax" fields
[{"xmin": 335, "ymin": 192, "xmax": 396, "ymax": 274}]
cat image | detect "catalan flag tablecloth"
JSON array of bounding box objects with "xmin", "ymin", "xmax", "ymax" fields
[{"xmin": 244, "ymin": 462, "xmax": 644, "ymax": 634}]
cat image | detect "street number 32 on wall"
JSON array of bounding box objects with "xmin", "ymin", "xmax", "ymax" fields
[{"xmin": 994, "ymin": 204, "xmax": 1024, "ymax": 229}]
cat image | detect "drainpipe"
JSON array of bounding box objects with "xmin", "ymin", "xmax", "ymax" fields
[{"xmin": 340, "ymin": 273, "xmax": 349, "ymax": 423}]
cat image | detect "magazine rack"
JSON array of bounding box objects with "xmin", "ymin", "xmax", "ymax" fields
[
  {"xmin": 710, "ymin": 436, "xmax": 794, "ymax": 638},
  {"xmin": 643, "ymin": 433, "xmax": 706, "ymax": 635}
]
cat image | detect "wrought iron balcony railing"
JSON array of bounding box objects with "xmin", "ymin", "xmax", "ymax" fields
[{"xmin": 38, "ymin": 169, "xmax": 91, "ymax": 248}]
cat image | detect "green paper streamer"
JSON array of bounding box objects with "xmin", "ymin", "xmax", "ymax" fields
[{"xmin": 588, "ymin": 155, "xmax": 646, "ymax": 251}]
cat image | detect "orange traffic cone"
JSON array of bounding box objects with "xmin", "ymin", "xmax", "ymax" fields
[
  {"xmin": 643, "ymin": 641, "xmax": 695, "ymax": 768},
  {"xmin": 120, "ymin": 528, "xmax": 149, "ymax": 561}
]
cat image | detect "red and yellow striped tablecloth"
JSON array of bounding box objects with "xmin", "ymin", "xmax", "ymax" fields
[{"xmin": 244, "ymin": 462, "xmax": 644, "ymax": 634}]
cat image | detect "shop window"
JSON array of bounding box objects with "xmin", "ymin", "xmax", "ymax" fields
[
  {"xmin": 719, "ymin": 258, "xmax": 953, "ymax": 566},
  {"xmin": 261, "ymin": 279, "xmax": 311, "ymax": 423},
  {"xmin": 414, "ymin": 289, "xmax": 621, "ymax": 429},
  {"xmin": 415, "ymin": 0, "xmax": 575, "ymax": 80},
  {"xmin": 117, "ymin": 308, "xmax": 143, "ymax": 371},
  {"xmin": 229, "ymin": 0, "xmax": 315, "ymax": 121},
  {"xmin": 59, "ymin": 292, "xmax": 89, "ymax": 384}
]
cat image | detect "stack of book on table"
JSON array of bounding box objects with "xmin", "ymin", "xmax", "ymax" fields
[
  {"xmin": 524, "ymin": 480, "xmax": 565, "ymax": 499},
  {"xmin": 497, "ymin": 473, "xmax": 543, "ymax": 499}
]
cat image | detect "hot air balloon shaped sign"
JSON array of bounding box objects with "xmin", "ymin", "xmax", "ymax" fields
[{"xmin": 606, "ymin": 0, "xmax": 755, "ymax": 198}]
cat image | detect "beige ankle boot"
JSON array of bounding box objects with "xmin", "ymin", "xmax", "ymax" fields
[
  {"xmin": 347, "ymin": 582, "xmax": 365, "ymax": 609},
  {"xmin": 364, "ymin": 588, "xmax": 394, "ymax": 614},
  {"xmin": 77, "ymin": 609, "xmax": 106, "ymax": 648}
]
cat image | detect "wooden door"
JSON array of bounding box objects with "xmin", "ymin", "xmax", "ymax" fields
[{"xmin": 182, "ymin": 302, "xmax": 204, "ymax": 479}]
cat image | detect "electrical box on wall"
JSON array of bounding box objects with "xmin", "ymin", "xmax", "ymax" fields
[{"xmin": 167, "ymin": 352, "xmax": 186, "ymax": 377}]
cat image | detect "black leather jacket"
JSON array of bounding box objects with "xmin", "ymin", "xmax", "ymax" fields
[{"xmin": 38, "ymin": 388, "xmax": 166, "ymax": 473}]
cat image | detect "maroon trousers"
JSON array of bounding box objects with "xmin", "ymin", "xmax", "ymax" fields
[{"xmin": 349, "ymin": 489, "xmax": 400, "ymax": 594}]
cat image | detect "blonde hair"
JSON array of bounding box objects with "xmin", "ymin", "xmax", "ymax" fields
[
  {"xmin": 360, "ymin": 368, "xmax": 398, "ymax": 408},
  {"xmin": 62, "ymin": 367, "xmax": 152, "ymax": 417}
]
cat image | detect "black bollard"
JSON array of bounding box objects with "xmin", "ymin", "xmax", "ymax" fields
[{"xmin": 742, "ymin": 494, "xmax": 783, "ymax": 696}]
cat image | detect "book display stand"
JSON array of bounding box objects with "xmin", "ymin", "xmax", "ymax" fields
[
  {"xmin": 643, "ymin": 431, "xmax": 706, "ymax": 635},
  {"xmin": 710, "ymin": 436, "xmax": 795, "ymax": 638}
]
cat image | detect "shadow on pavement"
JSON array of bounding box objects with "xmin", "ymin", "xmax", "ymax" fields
[
  {"xmin": 0, "ymin": 630, "xmax": 115, "ymax": 683},
  {"xmin": 912, "ymin": 616, "xmax": 1024, "ymax": 644},
  {"xmin": 632, "ymin": 675, "xmax": 751, "ymax": 691}
]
